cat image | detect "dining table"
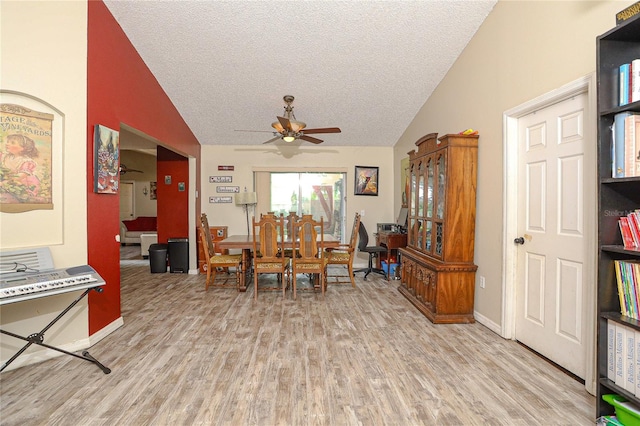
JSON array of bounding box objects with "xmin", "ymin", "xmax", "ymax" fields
[{"xmin": 217, "ymin": 234, "xmax": 340, "ymax": 292}]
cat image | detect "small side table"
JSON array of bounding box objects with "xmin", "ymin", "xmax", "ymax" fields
[{"xmin": 140, "ymin": 233, "xmax": 158, "ymax": 258}]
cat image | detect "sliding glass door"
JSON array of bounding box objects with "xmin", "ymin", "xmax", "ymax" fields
[{"xmin": 268, "ymin": 172, "xmax": 346, "ymax": 241}]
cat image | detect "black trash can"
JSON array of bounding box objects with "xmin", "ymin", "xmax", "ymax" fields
[
  {"xmin": 149, "ymin": 243, "xmax": 168, "ymax": 273},
  {"xmin": 168, "ymin": 238, "xmax": 189, "ymax": 273}
]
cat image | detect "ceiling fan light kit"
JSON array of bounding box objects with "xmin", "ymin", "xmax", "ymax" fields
[{"xmin": 244, "ymin": 95, "xmax": 341, "ymax": 145}]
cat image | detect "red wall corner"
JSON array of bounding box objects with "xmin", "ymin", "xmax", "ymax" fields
[{"xmin": 87, "ymin": 1, "xmax": 200, "ymax": 335}]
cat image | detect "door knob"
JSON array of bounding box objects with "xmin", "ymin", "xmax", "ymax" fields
[{"xmin": 514, "ymin": 237, "xmax": 525, "ymax": 245}]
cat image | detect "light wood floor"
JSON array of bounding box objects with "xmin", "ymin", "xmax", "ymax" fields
[{"xmin": 0, "ymin": 246, "xmax": 595, "ymax": 425}]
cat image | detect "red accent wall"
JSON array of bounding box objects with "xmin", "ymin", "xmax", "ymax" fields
[
  {"xmin": 157, "ymin": 147, "xmax": 190, "ymax": 243},
  {"xmin": 87, "ymin": 1, "xmax": 200, "ymax": 334}
]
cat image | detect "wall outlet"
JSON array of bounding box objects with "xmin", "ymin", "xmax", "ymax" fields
[
  {"xmin": 360, "ymin": 209, "xmax": 365, "ymax": 217},
  {"xmin": 479, "ymin": 276, "xmax": 486, "ymax": 289}
]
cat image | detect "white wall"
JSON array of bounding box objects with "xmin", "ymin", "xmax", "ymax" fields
[
  {"xmin": 201, "ymin": 144, "xmax": 395, "ymax": 267},
  {"xmin": 1, "ymin": 1, "xmax": 89, "ymax": 369},
  {"xmin": 394, "ymin": 0, "xmax": 628, "ymax": 327}
]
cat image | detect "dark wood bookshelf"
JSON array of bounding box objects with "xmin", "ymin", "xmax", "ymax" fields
[{"xmin": 596, "ymin": 13, "xmax": 640, "ymax": 420}]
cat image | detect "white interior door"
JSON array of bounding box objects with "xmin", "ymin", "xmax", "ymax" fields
[
  {"xmin": 515, "ymin": 93, "xmax": 587, "ymax": 379},
  {"xmin": 119, "ymin": 181, "xmax": 134, "ymax": 220}
]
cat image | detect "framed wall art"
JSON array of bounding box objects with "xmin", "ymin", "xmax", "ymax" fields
[
  {"xmin": 93, "ymin": 124, "xmax": 119, "ymax": 194},
  {"xmin": 0, "ymin": 103, "xmax": 54, "ymax": 211},
  {"xmin": 354, "ymin": 165, "xmax": 379, "ymax": 196}
]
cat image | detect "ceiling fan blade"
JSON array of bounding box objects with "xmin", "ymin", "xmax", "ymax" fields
[
  {"xmin": 262, "ymin": 135, "xmax": 282, "ymax": 144},
  {"xmin": 277, "ymin": 116, "xmax": 292, "ymax": 132},
  {"xmin": 119, "ymin": 164, "xmax": 144, "ymax": 175},
  {"xmin": 300, "ymin": 135, "xmax": 324, "ymax": 144},
  {"xmin": 301, "ymin": 127, "xmax": 341, "ymax": 135}
]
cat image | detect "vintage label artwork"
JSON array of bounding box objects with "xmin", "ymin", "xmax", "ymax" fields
[
  {"xmin": 94, "ymin": 124, "xmax": 120, "ymax": 194},
  {"xmin": 0, "ymin": 103, "xmax": 54, "ymax": 212}
]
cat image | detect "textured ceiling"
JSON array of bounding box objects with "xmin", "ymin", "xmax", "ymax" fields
[{"xmin": 104, "ymin": 1, "xmax": 496, "ymax": 147}]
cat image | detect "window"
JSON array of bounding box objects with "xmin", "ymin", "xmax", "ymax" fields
[{"xmin": 263, "ymin": 172, "xmax": 346, "ymax": 242}]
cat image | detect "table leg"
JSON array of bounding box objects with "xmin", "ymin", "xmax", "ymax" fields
[{"xmin": 238, "ymin": 248, "xmax": 250, "ymax": 292}]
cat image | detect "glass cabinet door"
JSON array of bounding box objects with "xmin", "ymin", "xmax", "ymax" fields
[
  {"xmin": 436, "ymin": 153, "xmax": 445, "ymax": 219},
  {"xmin": 426, "ymin": 158, "xmax": 433, "ymax": 219},
  {"xmin": 435, "ymin": 151, "xmax": 446, "ymax": 257},
  {"xmin": 425, "ymin": 157, "xmax": 434, "ymax": 253},
  {"xmin": 425, "ymin": 221, "xmax": 432, "ymax": 252},
  {"xmin": 409, "ymin": 163, "xmax": 417, "ymax": 247},
  {"xmin": 417, "ymin": 161, "xmax": 424, "ymax": 218}
]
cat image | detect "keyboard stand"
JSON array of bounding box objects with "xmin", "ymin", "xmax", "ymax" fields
[{"xmin": 0, "ymin": 287, "xmax": 111, "ymax": 374}]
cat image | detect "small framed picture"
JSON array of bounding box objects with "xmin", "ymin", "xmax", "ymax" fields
[{"xmin": 354, "ymin": 166, "xmax": 379, "ymax": 196}]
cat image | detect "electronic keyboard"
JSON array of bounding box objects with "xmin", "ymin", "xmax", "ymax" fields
[{"xmin": 0, "ymin": 265, "xmax": 105, "ymax": 305}]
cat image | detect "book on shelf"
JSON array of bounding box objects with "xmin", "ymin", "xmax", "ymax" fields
[
  {"xmin": 626, "ymin": 327, "xmax": 636, "ymax": 393},
  {"xmin": 613, "ymin": 112, "xmax": 637, "ymax": 178},
  {"xmin": 610, "ymin": 320, "xmax": 618, "ymax": 380},
  {"xmin": 617, "ymin": 323, "xmax": 626, "ymax": 386},
  {"xmin": 619, "ymin": 210, "xmax": 640, "ymax": 248},
  {"xmin": 615, "ymin": 260, "xmax": 640, "ymax": 320},
  {"xmin": 636, "ymin": 329, "xmax": 640, "ymax": 397},
  {"xmin": 611, "ymin": 111, "xmax": 640, "ymax": 178},
  {"xmin": 619, "ymin": 217, "xmax": 637, "ymax": 249},
  {"xmin": 610, "ymin": 322, "xmax": 640, "ymax": 390},
  {"xmin": 630, "ymin": 59, "xmax": 640, "ymax": 102},
  {"xmin": 618, "ymin": 59, "xmax": 640, "ymax": 107},
  {"xmin": 629, "ymin": 211, "xmax": 640, "ymax": 247},
  {"xmin": 621, "ymin": 63, "xmax": 631, "ymax": 106},
  {"xmin": 625, "ymin": 260, "xmax": 639, "ymax": 319},
  {"xmin": 616, "ymin": 260, "xmax": 629, "ymax": 317},
  {"xmin": 625, "ymin": 114, "xmax": 640, "ymax": 177}
]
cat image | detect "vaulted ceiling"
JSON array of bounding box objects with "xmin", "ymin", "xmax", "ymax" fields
[{"xmin": 104, "ymin": 1, "xmax": 496, "ymax": 147}]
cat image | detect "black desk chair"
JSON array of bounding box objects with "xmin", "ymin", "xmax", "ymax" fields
[{"xmin": 355, "ymin": 222, "xmax": 388, "ymax": 280}]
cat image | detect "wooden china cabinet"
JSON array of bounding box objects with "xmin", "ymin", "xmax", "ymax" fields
[{"xmin": 398, "ymin": 133, "xmax": 478, "ymax": 324}]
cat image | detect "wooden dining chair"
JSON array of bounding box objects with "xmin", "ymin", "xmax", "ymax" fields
[
  {"xmin": 252, "ymin": 214, "xmax": 290, "ymax": 300},
  {"xmin": 285, "ymin": 211, "xmax": 299, "ymax": 237},
  {"xmin": 325, "ymin": 212, "xmax": 361, "ymax": 287},
  {"xmin": 283, "ymin": 211, "xmax": 299, "ymax": 258},
  {"xmin": 291, "ymin": 215, "xmax": 326, "ymax": 299},
  {"xmin": 200, "ymin": 213, "xmax": 243, "ymax": 291}
]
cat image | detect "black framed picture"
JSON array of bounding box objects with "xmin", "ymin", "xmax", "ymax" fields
[{"xmin": 354, "ymin": 166, "xmax": 379, "ymax": 196}]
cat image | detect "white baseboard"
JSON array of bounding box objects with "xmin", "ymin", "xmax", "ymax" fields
[
  {"xmin": 88, "ymin": 316, "xmax": 124, "ymax": 346},
  {"xmin": 474, "ymin": 310, "xmax": 504, "ymax": 337}
]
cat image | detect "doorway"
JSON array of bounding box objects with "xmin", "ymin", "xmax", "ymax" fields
[
  {"xmin": 120, "ymin": 182, "xmax": 134, "ymax": 221},
  {"xmin": 502, "ymin": 75, "xmax": 597, "ymax": 393}
]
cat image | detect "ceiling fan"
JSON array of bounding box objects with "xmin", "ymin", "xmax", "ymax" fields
[
  {"xmin": 119, "ymin": 164, "xmax": 143, "ymax": 175},
  {"xmin": 238, "ymin": 95, "xmax": 341, "ymax": 144}
]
